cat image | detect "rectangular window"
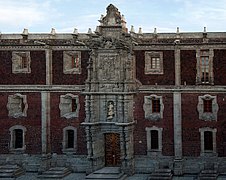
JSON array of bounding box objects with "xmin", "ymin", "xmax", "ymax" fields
[
  {"xmin": 12, "ymin": 52, "xmax": 31, "ymax": 73},
  {"xmin": 21, "ymin": 56, "xmax": 28, "ymax": 69},
  {"xmin": 67, "ymin": 130, "xmax": 74, "ymax": 149},
  {"xmin": 71, "ymin": 99, "xmax": 77, "ymax": 112},
  {"xmin": 151, "ymin": 130, "xmax": 159, "ymax": 150},
  {"xmin": 204, "ymin": 99, "xmax": 212, "ymax": 113},
  {"xmin": 63, "ymin": 51, "xmax": 81, "ymax": 74},
  {"xmin": 71, "ymin": 54, "xmax": 79, "ymax": 68},
  {"xmin": 145, "ymin": 52, "xmax": 163, "ymax": 74},
  {"xmin": 14, "ymin": 129, "xmax": 23, "ymax": 149},
  {"xmin": 151, "ymin": 57, "xmax": 160, "ymax": 69},
  {"xmin": 152, "ymin": 99, "xmax": 160, "ymax": 113},
  {"xmin": 204, "ymin": 131, "xmax": 213, "ymax": 151},
  {"xmin": 196, "ymin": 50, "xmax": 213, "ymax": 85},
  {"xmin": 200, "ymin": 55, "xmax": 209, "ymax": 83}
]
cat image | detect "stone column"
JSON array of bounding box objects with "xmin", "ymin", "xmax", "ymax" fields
[
  {"xmin": 45, "ymin": 48, "xmax": 52, "ymax": 85},
  {"xmin": 175, "ymin": 47, "xmax": 181, "ymax": 86},
  {"xmin": 173, "ymin": 92, "xmax": 183, "ymax": 175}
]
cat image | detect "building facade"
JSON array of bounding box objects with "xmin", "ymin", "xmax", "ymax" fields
[{"xmin": 1, "ymin": 4, "xmax": 226, "ymax": 178}]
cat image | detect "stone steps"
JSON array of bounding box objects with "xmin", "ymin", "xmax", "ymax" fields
[
  {"xmin": 148, "ymin": 169, "xmax": 173, "ymax": 180},
  {"xmin": 0, "ymin": 164, "xmax": 24, "ymax": 178},
  {"xmin": 37, "ymin": 167, "xmax": 71, "ymax": 179},
  {"xmin": 199, "ymin": 170, "xmax": 218, "ymax": 180},
  {"xmin": 86, "ymin": 167, "xmax": 127, "ymax": 180}
]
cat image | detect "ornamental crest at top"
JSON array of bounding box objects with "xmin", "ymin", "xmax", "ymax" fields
[{"xmin": 99, "ymin": 4, "xmax": 126, "ymax": 29}]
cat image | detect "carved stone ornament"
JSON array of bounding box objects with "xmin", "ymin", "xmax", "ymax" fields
[{"xmin": 101, "ymin": 4, "xmax": 122, "ymax": 26}]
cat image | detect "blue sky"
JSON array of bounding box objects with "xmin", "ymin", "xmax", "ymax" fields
[{"xmin": 1, "ymin": 0, "xmax": 226, "ymax": 33}]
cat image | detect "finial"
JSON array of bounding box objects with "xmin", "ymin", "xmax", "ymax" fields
[
  {"xmin": 88, "ymin": 28, "xmax": 92, "ymax": 34},
  {"xmin": 177, "ymin": 27, "xmax": 180, "ymax": 34},
  {"xmin": 95, "ymin": 26, "xmax": 100, "ymax": 34},
  {"xmin": 204, "ymin": 27, "xmax": 207, "ymax": 33},
  {"xmin": 100, "ymin": 14, "xmax": 104, "ymax": 20},
  {"xmin": 154, "ymin": 28, "xmax": 157, "ymax": 34},
  {"xmin": 73, "ymin": 28, "xmax": 78, "ymax": 35},
  {"xmin": 130, "ymin": 25, "xmax": 135, "ymax": 33},
  {"xmin": 138, "ymin": 27, "xmax": 142, "ymax": 34},
  {"xmin": 22, "ymin": 28, "xmax": 28, "ymax": 35},
  {"xmin": 122, "ymin": 14, "xmax": 125, "ymax": 21},
  {"xmin": 51, "ymin": 28, "xmax": 56, "ymax": 35}
]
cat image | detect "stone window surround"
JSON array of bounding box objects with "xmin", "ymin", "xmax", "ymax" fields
[
  {"xmin": 196, "ymin": 49, "xmax": 214, "ymax": 85},
  {"xmin": 63, "ymin": 51, "xmax": 81, "ymax": 74},
  {"xmin": 12, "ymin": 51, "xmax": 31, "ymax": 73},
  {"xmin": 199, "ymin": 127, "xmax": 217, "ymax": 156},
  {"xmin": 59, "ymin": 93, "xmax": 80, "ymax": 119},
  {"xmin": 9, "ymin": 125, "xmax": 27, "ymax": 153},
  {"xmin": 7, "ymin": 93, "xmax": 28, "ymax": 118},
  {"xmin": 62, "ymin": 126, "xmax": 77, "ymax": 154},
  {"xmin": 197, "ymin": 94, "xmax": 218, "ymax": 121},
  {"xmin": 143, "ymin": 94, "xmax": 164, "ymax": 121},
  {"xmin": 146, "ymin": 126, "xmax": 163, "ymax": 156},
  {"xmin": 145, "ymin": 51, "xmax": 163, "ymax": 74}
]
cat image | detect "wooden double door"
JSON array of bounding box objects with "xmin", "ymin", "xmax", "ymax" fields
[{"xmin": 105, "ymin": 133, "xmax": 121, "ymax": 166}]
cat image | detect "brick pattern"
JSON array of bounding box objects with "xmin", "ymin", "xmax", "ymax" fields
[
  {"xmin": 0, "ymin": 51, "xmax": 46, "ymax": 85},
  {"xmin": 52, "ymin": 51, "xmax": 88, "ymax": 85},
  {"xmin": 50, "ymin": 93, "xmax": 87, "ymax": 155},
  {"xmin": 181, "ymin": 50, "xmax": 197, "ymax": 85},
  {"xmin": 213, "ymin": 50, "xmax": 226, "ymax": 85},
  {"xmin": 181, "ymin": 93, "xmax": 226, "ymax": 157},
  {"xmin": 135, "ymin": 50, "xmax": 175, "ymax": 85},
  {"xmin": 0, "ymin": 93, "xmax": 42, "ymax": 154},
  {"xmin": 133, "ymin": 93, "xmax": 174, "ymax": 156}
]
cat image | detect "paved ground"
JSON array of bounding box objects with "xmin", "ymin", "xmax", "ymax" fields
[{"xmin": 16, "ymin": 173, "xmax": 226, "ymax": 180}]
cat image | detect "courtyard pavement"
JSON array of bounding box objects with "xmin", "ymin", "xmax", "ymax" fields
[{"xmin": 15, "ymin": 172, "xmax": 226, "ymax": 180}]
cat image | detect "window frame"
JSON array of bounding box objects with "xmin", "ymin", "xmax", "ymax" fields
[
  {"xmin": 196, "ymin": 49, "xmax": 214, "ymax": 85},
  {"xmin": 145, "ymin": 51, "xmax": 163, "ymax": 74},
  {"xmin": 146, "ymin": 126, "xmax": 163, "ymax": 156},
  {"xmin": 59, "ymin": 94, "xmax": 80, "ymax": 119},
  {"xmin": 62, "ymin": 126, "xmax": 77, "ymax": 154},
  {"xmin": 7, "ymin": 93, "xmax": 28, "ymax": 118},
  {"xmin": 143, "ymin": 95, "xmax": 164, "ymax": 121},
  {"xmin": 197, "ymin": 94, "xmax": 218, "ymax": 121},
  {"xmin": 63, "ymin": 51, "xmax": 81, "ymax": 74},
  {"xmin": 199, "ymin": 127, "xmax": 217, "ymax": 156},
  {"xmin": 9, "ymin": 125, "xmax": 27, "ymax": 153},
  {"xmin": 12, "ymin": 51, "xmax": 31, "ymax": 73}
]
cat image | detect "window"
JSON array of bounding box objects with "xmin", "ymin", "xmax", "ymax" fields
[
  {"xmin": 196, "ymin": 49, "xmax": 214, "ymax": 84},
  {"xmin": 204, "ymin": 131, "xmax": 213, "ymax": 151},
  {"xmin": 62, "ymin": 126, "xmax": 77, "ymax": 154},
  {"xmin": 9, "ymin": 125, "xmax": 27, "ymax": 153},
  {"xmin": 203, "ymin": 99, "xmax": 212, "ymax": 113},
  {"xmin": 63, "ymin": 51, "xmax": 81, "ymax": 74},
  {"xmin": 151, "ymin": 130, "xmax": 159, "ymax": 150},
  {"xmin": 7, "ymin": 93, "xmax": 28, "ymax": 118},
  {"xmin": 197, "ymin": 94, "xmax": 218, "ymax": 121},
  {"xmin": 12, "ymin": 51, "xmax": 31, "ymax": 73},
  {"xmin": 146, "ymin": 126, "xmax": 163, "ymax": 155},
  {"xmin": 152, "ymin": 99, "xmax": 160, "ymax": 113},
  {"xmin": 145, "ymin": 52, "xmax": 163, "ymax": 74},
  {"xmin": 143, "ymin": 95, "xmax": 164, "ymax": 121},
  {"xmin": 59, "ymin": 94, "xmax": 79, "ymax": 119},
  {"xmin": 199, "ymin": 127, "xmax": 217, "ymax": 156}
]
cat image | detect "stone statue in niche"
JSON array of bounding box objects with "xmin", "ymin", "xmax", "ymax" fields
[{"xmin": 107, "ymin": 101, "xmax": 114, "ymax": 119}]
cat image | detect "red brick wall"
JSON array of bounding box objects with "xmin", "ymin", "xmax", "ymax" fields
[
  {"xmin": 52, "ymin": 51, "xmax": 89, "ymax": 85},
  {"xmin": 0, "ymin": 92, "xmax": 42, "ymax": 154},
  {"xmin": 181, "ymin": 50, "xmax": 196, "ymax": 85},
  {"xmin": 135, "ymin": 50, "xmax": 175, "ymax": 85},
  {"xmin": 213, "ymin": 50, "xmax": 226, "ymax": 85},
  {"xmin": 0, "ymin": 51, "xmax": 46, "ymax": 85},
  {"xmin": 50, "ymin": 93, "xmax": 87, "ymax": 155},
  {"xmin": 133, "ymin": 93, "xmax": 174, "ymax": 156},
  {"xmin": 182, "ymin": 93, "xmax": 226, "ymax": 157}
]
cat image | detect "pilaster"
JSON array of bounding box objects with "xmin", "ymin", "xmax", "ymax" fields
[{"xmin": 173, "ymin": 92, "xmax": 183, "ymax": 175}]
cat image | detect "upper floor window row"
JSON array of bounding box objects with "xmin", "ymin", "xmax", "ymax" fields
[
  {"xmin": 145, "ymin": 52, "xmax": 163, "ymax": 75},
  {"xmin": 11, "ymin": 51, "xmax": 82, "ymax": 74}
]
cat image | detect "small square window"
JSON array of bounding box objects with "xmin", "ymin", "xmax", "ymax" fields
[
  {"xmin": 63, "ymin": 51, "xmax": 81, "ymax": 74},
  {"xmin": 12, "ymin": 52, "xmax": 31, "ymax": 73},
  {"xmin": 145, "ymin": 52, "xmax": 163, "ymax": 74}
]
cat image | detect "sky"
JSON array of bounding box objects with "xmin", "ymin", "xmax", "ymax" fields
[{"xmin": 1, "ymin": 0, "xmax": 226, "ymax": 34}]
